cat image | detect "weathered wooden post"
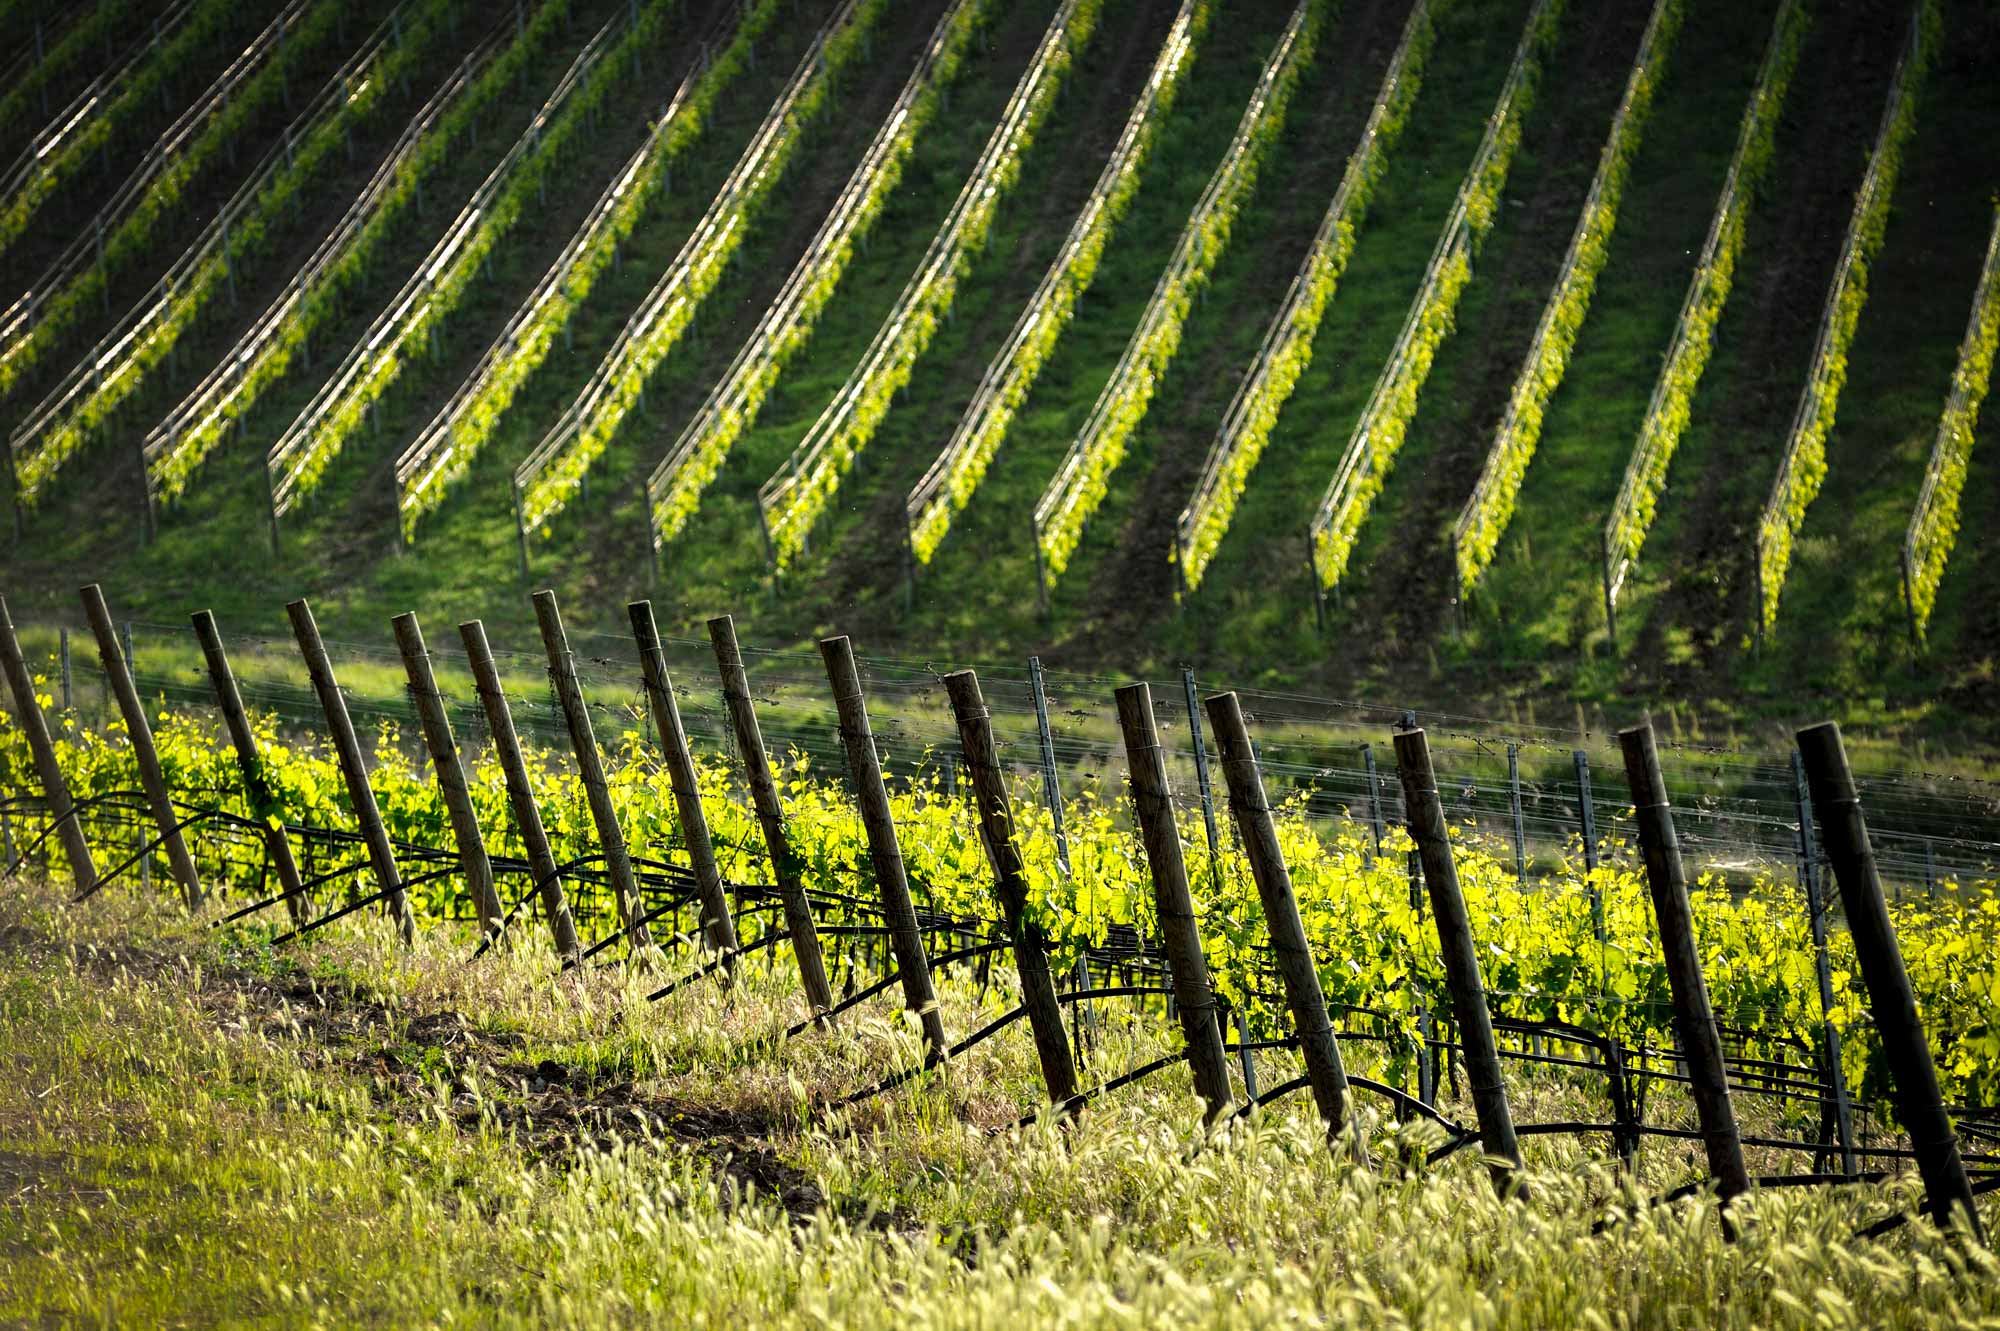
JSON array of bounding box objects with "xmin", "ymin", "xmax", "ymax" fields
[
  {"xmin": 945, "ymin": 668, "xmax": 1077, "ymax": 1104},
  {"xmin": 1393, "ymin": 726, "xmax": 1523, "ymax": 1196},
  {"xmin": 629, "ymin": 601, "xmax": 737, "ymax": 957},
  {"xmin": 192, "ymin": 609, "xmax": 310, "ymax": 924},
  {"xmin": 532, "ymin": 590, "xmax": 651, "ymax": 951},
  {"xmin": 459, "ymin": 619, "xmax": 580, "ymax": 960},
  {"xmin": 1798, "ymin": 722, "xmax": 1984, "ymax": 1242},
  {"xmin": 0, "ymin": 596, "xmax": 96, "ymax": 893},
  {"xmin": 1206, "ymin": 691, "xmax": 1356, "ymax": 1143},
  {"xmin": 707, "ymin": 615, "xmax": 832, "ymax": 1015},
  {"xmin": 392, "ymin": 612, "xmax": 503, "ymax": 936},
  {"xmin": 288, "ymin": 599, "xmax": 415, "ymax": 943},
  {"xmin": 820, "ymin": 635, "xmax": 948, "ymax": 1058},
  {"xmin": 1619, "ymin": 722, "xmax": 1749, "ymax": 1202},
  {"xmin": 79, "ymin": 585, "xmax": 201, "ymax": 909},
  {"xmin": 1116, "ymin": 683, "xmax": 1232, "ymax": 1121}
]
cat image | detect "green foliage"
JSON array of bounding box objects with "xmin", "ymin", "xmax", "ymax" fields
[
  {"xmin": 644, "ymin": 0, "xmax": 994, "ymax": 553},
  {"xmin": 272, "ymin": 0, "xmax": 692, "ymax": 529},
  {"xmin": 1034, "ymin": 1, "xmax": 1318, "ymax": 587},
  {"xmin": 760, "ymin": 0, "xmax": 1103, "ymax": 571},
  {"xmin": 406, "ymin": 0, "xmax": 794, "ymax": 539},
  {"xmin": 1451, "ymin": 0, "xmax": 1682, "ymax": 598},
  {"xmin": 1754, "ymin": 0, "xmax": 1936, "ymax": 633},
  {"xmin": 147, "ymin": 0, "xmax": 582, "ymax": 505},
  {"xmin": 0, "ymin": 0, "xmax": 148, "ymax": 203},
  {"xmin": 13, "ymin": 0, "xmax": 470, "ymax": 508},
  {"xmin": 903, "ymin": 0, "xmax": 1209, "ymax": 567},
  {"xmin": 0, "ymin": 0, "xmax": 346, "ymax": 401},
  {"xmin": 1904, "ymin": 203, "xmax": 2000, "ymax": 640},
  {"xmin": 1174, "ymin": 0, "xmax": 1432, "ymax": 595},
  {"xmin": 1309, "ymin": 0, "xmax": 1563, "ymax": 595},
  {"xmin": 1601, "ymin": 0, "xmax": 1805, "ymax": 588},
  {"xmin": 517, "ymin": 0, "xmax": 887, "ymax": 540}
]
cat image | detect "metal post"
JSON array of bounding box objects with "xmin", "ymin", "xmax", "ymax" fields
[
  {"xmin": 1575, "ymin": 749, "xmax": 1603, "ymax": 944},
  {"xmin": 1116, "ymin": 683, "xmax": 1232, "ymax": 1120},
  {"xmin": 1031, "ymin": 655, "xmax": 1093, "ymax": 1038},
  {"xmin": 1207, "ymin": 692, "xmax": 1356, "ymax": 1143},
  {"xmin": 1620, "ymin": 723, "xmax": 1749, "ymax": 1202},
  {"xmin": 945, "ymin": 668, "xmax": 1077, "ymax": 1104},
  {"xmin": 286, "ymin": 599, "xmax": 415, "ymax": 943},
  {"xmin": 460, "ymin": 620, "xmax": 580, "ymax": 961},
  {"xmin": 1394, "ymin": 726, "xmax": 1524, "ymax": 1197},
  {"xmin": 820, "ymin": 636, "xmax": 947, "ymax": 1058},
  {"xmin": 1507, "ymin": 741, "xmax": 1526, "ymax": 881},
  {"xmin": 0, "ymin": 597, "xmax": 96, "ymax": 892},
  {"xmin": 1361, "ymin": 743, "xmax": 1385, "ymax": 862},
  {"xmin": 192, "ymin": 610, "xmax": 309, "ymax": 924},
  {"xmin": 1798, "ymin": 723, "xmax": 1983, "ymax": 1242},
  {"xmin": 707, "ymin": 615, "xmax": 832, "ymax": 1015},
  {"xmin": 81, "ymin": 586, "xmax": 201, "ymax": 909},
  {"xmin": 629, "ymin": 601, "xmax": 736, "ymax": 956},
  {"xmin": 1792, "ymin": 750, "xmax": 1857, "ymax": 1178},
  {"xmin": 531, "ymin": 591, "xmax": 650, "ymax": 951},
  {"xmin": 392, "ymin": 613, "xmax": 503, "ymax": 936},
  {"xmin": 59, "ymin": 628, "xmax": 71, "ymax": 712}
]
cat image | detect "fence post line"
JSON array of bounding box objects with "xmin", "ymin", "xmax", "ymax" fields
[
  {"xmin": 531, "ymin": 590, "xmax": 651, "ymax": 952},
  {"xmin": 820, "ymin": 636, "xmax": 948, "ymax": 1057},
  {"xmin": 707, "ymin": 615, "xmax": 832, "ymax": 1016},
  {"xmin": 1797, "ymin": 722, "xmax": 1984, "ymax": 1242},
  {"xmin": 1393, "ymin": 725, "xmax": 1524, "ymax": 1196},
  {"xmin": 945, "ymin": 668, "xmax": 1078, "ymax": 1105},
  {"xmin": 392, "ymin": 613, "xmax": 503, "ymax": 936},
  {"xmin": 0, "ymin": 596, "xmax": 97, "ymax": 893},
  {"xmin": 192, "ymin": 610, "xmax": 310, "ymax": 924},
  {"xmin": 1115, "ymin": 683, "xmax": 1233, "ymax": 1121},
  {"xmin": 1791, "ymin": 750, "xmax": 1857, "ymax": 1177},
  {"xmin": 1618, "ymin": 722, "xmax": 1749, "ymax": 1204},
  {"xmin": 80, "ymin": 586, "xmax": 201, "ymax": 910},
  {"xmin": 1206, "ymin": 691, "xmax": 1356, "ymax": 1144},
  {"xmin": 459, "ymin": 619, "xmax": 580, "ymax": 961},
  {"xmin": 286, "ymin": 599, "xmax": 415, "ymax": 944},
  {"xmin": 629, "ymin": 600, "xmax": 737, "ymax": 957}
]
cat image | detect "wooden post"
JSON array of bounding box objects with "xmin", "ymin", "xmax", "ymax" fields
[
  {"xmin": 944, "ymin": 668, "xmax": 1077, "ymax": 1104},
  {"xmin": 1393, "ymin": 726, "xmax": 1523, "ymax": 1196},
  {"xmin": 80, "ymin": 586, "xmax": 201, "ymax": 910},
  {"xmin": 289, "ymin": 599, "xmax": 415, "ymax": 943},
  {"xmin": 628, "ymin": 600, "xmax": 736, "ymax": 956},
  {"xmin": 1798, "ymin": 722, "xmax": 1984, "ymax": 1242},
  {"xmin": 0, "ymin": 596, "xmax": 96, "ymax": 892},
  {"xmin": 819, "ymin": 635, "xmax": 947, "ymax": 1058},
  {"xmin": 392, "ymin": 612, "xmax": 503, "ymax": 936},
  {"xmin": 1619, "ymin": 722, "xmax": 1749, "ymax": 1202},
  {"xmin": 532, "ymin": 590, "xmax": 650, "ymax": 951},
  {"xmin": 1115, "ymin": 683, "xmax": 1231, "ymax": 1120},
  {"xmin": 192, "ymin": 610, "xmax": 310, "ymax": 924},
  {"xmin": 459, "ymin": 619, "xmax": 579, "ymax": 960},
  {"xmin": 1206, "ymin": 691, "xmax": 1354, "ymax": 1141},
  {"xmin": 707, "ymin": 615, "xmax": 832, "ymax": 1014}
]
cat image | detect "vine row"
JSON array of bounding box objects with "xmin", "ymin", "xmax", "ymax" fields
[
  {"xmin": 1033, "ymin": 0, "xmax": 1317, "ymax": 594},
  {"xmin": 1171, "ymin": 0, "xmax": 1433, "ymax": 597},
  {"xmin": 1751, "ymin": 0, "xmax": 1936, "ymax": 634},
  {"xmin": 644, "ymin": 0, "xmax": 991, "ymax": 559},
  {"xmin": 1597, "ymin": 0, "xmax": 1805, "ymax": 626},
  {"xmin": 1449, "ymin": 0, "xmax": 1682, "ymax": 602},
  {"xmin": 902, "ymin": 0, "xmax": 1207, "ymax": 570},
  {"xmin": 1307, "ymin": 0, "xmax": 1564, "ymax": 599},
  {"xmin": 758, "ymin": 0, "xmax": 1102, "ymax": 571}
]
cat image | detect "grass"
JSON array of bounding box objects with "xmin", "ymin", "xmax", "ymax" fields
[{"xmin": 3, "ymin": 873, "xmax": 2000, "ymax": 1326}]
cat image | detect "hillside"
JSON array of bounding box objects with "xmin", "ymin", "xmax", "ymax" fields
[{"xmin": 3, "ymin": 0, "xmax": 1998, "ymax": 753}]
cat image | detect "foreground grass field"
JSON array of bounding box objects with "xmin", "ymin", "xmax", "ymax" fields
[{"xmin": 1, "ymin": 876, "xmax": 1997, "ymax": 1328}]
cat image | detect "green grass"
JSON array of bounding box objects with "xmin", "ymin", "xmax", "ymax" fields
[{"xmin": 3, "ymin": 876, "xmax": 1999, "ymax": 1326}]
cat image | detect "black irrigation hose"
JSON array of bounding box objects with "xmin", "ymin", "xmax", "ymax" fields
[
  {"xmin": 782, "ymin": 939, "xmax": 1012, "ymax": 1040},
  {"xmin": 840, "ymin": 1004, "xmax": 1032, "ymax": 1108},
  {"xmin": 645, "ymin": 929, "xmax": 794, "ymax": 1003},
  {"xmin": 1009, "ymin": 1050, "xmax": 1194, "ymax": 1131}
]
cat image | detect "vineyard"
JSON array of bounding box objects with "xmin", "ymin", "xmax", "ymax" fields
[
  {"xmin": 3, "ymin": 580, "xmax": 2000, "ymax": 1319},
  {"xmin": 0, "ymin": 0, "xmax": 1990, "ymax": 749}
]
